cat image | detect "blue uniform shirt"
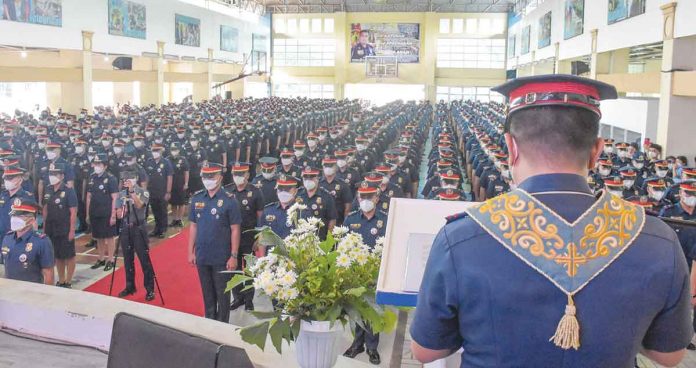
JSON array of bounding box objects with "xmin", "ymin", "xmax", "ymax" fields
[
  {"xmin": 258, "ymin": 202, "xmax": 295, "ymax": 239},
  {"xmin": 189, "ymin": 188, "xmax": 242, "ymax": 266},
  {"xmin": 2, "ymin": 229, "xmax": 54, "ymax": 283},
  {"xmin": 0, "ymin": 188, "xmax": 34, "ymax": 234},
  {"xmin": 411, "ymin": 173, "xmax": 692, "ymax": 367},
  {"xmin": 343, "ymin": 210, "xmax": 387, "ymax": 247}
]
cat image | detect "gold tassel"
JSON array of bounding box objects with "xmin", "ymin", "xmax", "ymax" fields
[{"xmin": 549, "ymin": 294, "xmax": 580, "ymax": 350}]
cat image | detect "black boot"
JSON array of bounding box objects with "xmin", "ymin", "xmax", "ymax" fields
[
  {"xmin": 118, "ymin": 288, "xmax": 136, "ymax": 298},
  {"xmin": 343, "ymin": 345, "xmax": 364, "ymax": 358},
  {"xmin": 90, "ymin": 260, "xmax": 105, "ymax": 269},
  {"xmin": 366, "ymin": 349, "xmax": 381, "ymax": 365},
  {"xmin": 145, "ymin": 291, "xmax": 156, "ymax": 301}
]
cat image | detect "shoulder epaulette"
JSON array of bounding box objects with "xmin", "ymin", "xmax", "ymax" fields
[
  {"xmin": 347, "ymin": 210, "xmax": 360, "ymax": 217},
  {"xmin": 445, "ymin": 211, "xmax": 470, "ymax": 224},
  {"xmin": 194, "ymin": 189, "xmax": 205, "ymax": 195},
  {"xmin": 378, "ymin": 210, "xmax": 389, "ymax": 217},
  {"xmin": 265, "ymin": 201, "xmax": 279, "ymax": 208}
]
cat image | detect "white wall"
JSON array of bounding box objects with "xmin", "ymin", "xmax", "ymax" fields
[
  {"xmin": 0, "ymin": 0, "xmax": 270, "ymax": 60},
  {"xmin": 599, "ymin": 97, "xmax": 659, "ymax": 141}
]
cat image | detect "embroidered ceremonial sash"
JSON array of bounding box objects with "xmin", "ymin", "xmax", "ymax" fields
[{"xmin": 465, "ymin": 189, "xmax": 645, "ymax": 350}]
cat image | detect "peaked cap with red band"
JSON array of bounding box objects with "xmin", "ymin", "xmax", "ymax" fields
[{"xmin": 492, "ymin": 75, "xmax": 618, "ymax": 131}]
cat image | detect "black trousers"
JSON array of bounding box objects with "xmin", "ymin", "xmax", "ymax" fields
[
  {"xmin": 150, "ymin": 195, "xmax": 168, "ymax": 234},
  {"xmin": 352, "ymin": 325, "xmax": 379, "ymax": 350},
  {"xmin": 121, "ymin": 225, "xmax": 154, "ymax": 292},
  {"xmin": 77, "ymin": 193, "xmax": 87, "ymax": 231},
  {"xmin": 231, "ymin": 237, "xmax": 254, "ymax": 303},
  {"xmin": 196, "ymin": 264, "xmax": 232, "ymax": 322}
]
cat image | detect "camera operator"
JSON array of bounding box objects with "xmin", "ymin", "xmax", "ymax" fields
[{"xmin": 115, "ymin": 170, "xmax": 155, "ymax": 301}]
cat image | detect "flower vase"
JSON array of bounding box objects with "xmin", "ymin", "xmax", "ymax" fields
[{"xmin": 295, "ymin": 320, "xmax": 342, "ymax": 368}]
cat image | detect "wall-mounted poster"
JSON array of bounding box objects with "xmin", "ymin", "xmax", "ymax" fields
[
  {"xmin": 1, "ymin": 0, "xmax": 62, "ymax": 27},
  {"xmin": 252, "ymin": 33, "xmax": 267, "ymax": 52},
  {"xmin": 564, "ymin": 0, "xmax": 584, "ymax": 39},
  {"xmin": 507, "ymin": 34, "xmax": 516, "ymax": 58},
  {"xmin": 538, "ymin": 11, "xmax": 552, "ymax": 49},
  {"xmin": 220, "ymin": 25, "xmax": 238, "ymax": 52},
  {"xmin": 521, "ymin": 25, "xmax": 530, "ymax": 55},
  {"xmin": 108, "ymin": 0, "xmax": 146, "ymax": 39},
  {"xmin": 350, "ymin": 23, "xmax": 420, "ymax": 63},
  {"xmin": 608, "ymin": 0, "xmax": 645, "ymax": 24},
  {"xmin": 175, "ymin": 14, "xmax": 200, "ymax": 47}
]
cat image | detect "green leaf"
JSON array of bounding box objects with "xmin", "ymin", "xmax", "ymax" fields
[
  {"xmin": 255, "ymin": 226, "xmax": 288, "ymax": 257},
  {"xmin": 239, "ymin": 321, "xmax": 270, "ymax": 351},
  {"xmin": 319, "ymin": 230, "xmax": 336, "ymax": 254},
  {"xmin": 225, "ymin": 274, "xmax": 252, "ymax": 293},
  {"xmin": 326, "ymin": 303, "xmax": 343, "ymax": 322},
  {"xmin": 291, "ymin": 318, "xmax": 301, "ymax": 340},
  {"xmin": 382, "ymin": 308, "xmax": 398, "ymax": 333},
  {"xmin": 250, "ymin": 310, "xmax": 280, "ymax": 319},
  {"xmin": 344, "ymin": 287, "xmax": 366, "ymax": 297},
  {"xmin": 240, "ymin": 284, "xmax": 254, "ymax": 292},
  {"xmin": 269, "ymin": 318, "xmax": 291, "ymax": 354}
]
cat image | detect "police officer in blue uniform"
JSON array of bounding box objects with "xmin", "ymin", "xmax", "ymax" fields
[
  {"xmin": 168, "ymin": 142, "xmax": 189, "ymax": 228},
  {"xmin": 252, "ymin": 157, "xmax": 279, "ymax": 206},
  {"xmin": 42, "ymin": 163, "xmax": 78, "ymax": 288},
  {"xmin": 0, "ymin": 167, "xmax": 34, "ymax": 235},
  {"xmin": 1, "ymin": 198, "xmax": 54, "ymax": 285},
  {"xmin": 115, "ymin": 170, "xmax": 156, "ymax": 301},
  {"xmin": 188, "ymin": 163, "xmax": 242, "ymax": 322},
  {"xmin": 87, "ymin": 153, "xmax": 119, "ymax": 271},
  {"xmin": 350, "ymin": 30, "xmax": 376, "ymax": 61},
  {"xmin": 257, "ymin": 175, "xmax": 301, "ymax": 250},
  {"xmin": 411, "ymin": 75, "xmax": 693, "ymax": 367},
  {"xmin": 297, "ymin": 166, "xmax": 337, "ymax": 240},
  {"xmin": 145, "ymin": 143, "xmax": 173, "ymax": 238},
  {"xmin": 343, "ymin": 181, "xmax": 388, "ymax": 365}
]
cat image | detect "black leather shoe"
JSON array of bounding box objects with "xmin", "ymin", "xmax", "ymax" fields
[
  {"xmin": 688, "ymin": 343, "xmax": 696, "ymax": 351},
  {"xmin": 56, "ymin": 282, "xmax": 64, "ymax": 287},
  {"xmin": 148, "ymin": 231, "xmax": 159, "ymax": 237},
  {"xmin": 230, "ymin": 299, "xmax": 245, "ymax": 311},
  {"xmin": 157, "ymin": 233, "xmax": 166, "ymax": 239},
  {"xmin": 63, "ymin": 283, "xmax": 72, "ymax": 289},
  {"xmin": 90, "ymin": 260, "xmax": 105, "ymax": 269},
  {"xmin": 343, "ymin": 345, "xmax": 364, "ymax": 358},
  {"xmin": 145, "ymin": 291, "xmax": 156, "ymax": 301},
  {"xmin": 118, "ymin": 288, "xmax": 136, "ymax": 298},
  {"xmin": 244, "ymin": 301, "xmax": 254, "ymax": 311},
  {"xmin": 366, "ymin": 349, "xmax": 380, "ymax": 365},
  {"xmin": 104, "ymin": 261, "xmax": 115, "ymax": 271}
]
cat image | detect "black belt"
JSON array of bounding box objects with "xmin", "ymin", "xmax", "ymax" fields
[{"xmin": 509, "ymin": 92, "xmax": 599, "ymax": 111}]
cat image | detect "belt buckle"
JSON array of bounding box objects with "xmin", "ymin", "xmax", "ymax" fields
[{"xmin": 525, "ymin": 93, "xmax": 537, "ymax": 104}]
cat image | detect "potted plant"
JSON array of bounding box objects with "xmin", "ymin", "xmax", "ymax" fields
[{"xmin": 227, "ymin": 203, "xmax": 396, "ymax": 368}]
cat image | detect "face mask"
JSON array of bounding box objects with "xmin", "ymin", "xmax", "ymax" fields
[
  {"xmin": 192, "ymin": 129, "xmax": 200, "ymax": 135},
  {"xmin": 337, "ymin": 159, "xmax": 347, "ymax": 168},
  {"xmin": 650, "ymin": 190, "xmax": 664, "ymax": 201},
  {"xmin": 262, "ymin": 172, "xmax": 274, "ymax": 180},
  {"xmin": 145, "ymin": 131, "xmax": 153, "ymax": 138},
  {"xmin": 38, "ymin": 142, "xmax": 46, "ymax": 150},
  {"xmin": 171, "ymin": 150, "xmax": 180, "ymax": 157},
  {"xmin": 236, "ymin": 128, "xmax": 243, "ymax": 134},
  {"xmin": 359, "ymin": 199, "xmax": 375, "ymax": 213},
  {"xmin": 75, "ymin": 146, "xmax": 85, "ymax": 154},
  {"xmin": 356, "ymin": 144, "xmax": 366, "ymax": 151},
  {"xmin": 683, "ymin": 196, "xmax": 696, "ymax": 207},
  {"xmin": 127, "ymin": 159, "xmax": 136, "ymax": 166},
  {"xmin": 49, "ymin": 175, "xmax": 61, "ymax": 185},
  {"xmin": 294, "ymin": 150, "xmax": 304, "ymax": 158},
  {"xmin": 329, "ymin": 134, "xmax": 338, "ymax": 140},
  {"xmin": 4, "ymin": 179, "xmax": 18, "ymax": 191},
  {"xmin": 233, "ymin": 176, "xmax": 246, "ymax": 186},
  {"xmin": 281, "ymin": 158, "xmax": 293, "ymax": 166},
  {"xmin": 177, "ymin": 133, "xmax": 185, "ymax": 139},
  {"xmin": 209, "ymin": 136, "xmax": 217, "ymax": 142},
  {"xmin": 152, "ymin": 151, "xmax": 161, "ymax": 159},
  {"xmin": 603, "ymin": 147, "xmax": 613, "ymax": 154},
  {"xmin": 648, "ymin": 151, "xmax": 657, "ymax": 159},
  {"xmin": 398, "ymin": 156, "xmax": 406, "ymax": 164},
  {"xmin": 102, "ymin": 140, "xmax": 110, "ymax": 147},
  {"xmin": 154, "ymin": 138, "xmax": 163, "ymax": 144},
  {"xmin": 113, "ymin": 147, "xmax": 123, "ymax": 155},
  {"xmin": 46, "ymin": 151, "xmax": 58, "ymax": 160},
  {"xmin": 323, "ymin": 167, "xmax": 336, "ymax": 176},
  {"xmin": 10, "ymin": 216, "xmax": 28, "ymax": 232},
  {"xmin": 656, "ymin": 169, "xmax": 667, "ymax": 178},
  {"xmin": 618, "ymin": 150, "xmax": 628, "ymax": 159},
  {"xmin": 203, "ymin": 178, "xmax": 218, "ymax": 190},
  {"xmin": 623, "ymin": 180, "xmax": 634, "ymax": 189},
  {"xmin": 608, "ymin": 190, "xmax": 623, "ymax": 197},
  {"xmin": 307, "ymin": 140, "xmax": 317, "ymax": 148},
  {"xmin": 134, "ymin": 141, "xmax": 144, "ymax": 148},
  {"xmin": 277, "ymin": 191, "xmax": 294, "ymax": 204},
  {"xmin": 94, "ymin": 165, "xmax": 105, "ymax": 175},
  {"xmin": 381, "ymin": 177, "xmax": 390, "ymax": 185},
  {"xmin": 87, "ymin": 155, "xmax": 95, "ymax": 162},
  {"xmin": 191, "ymin": 141, "xmax": 199, "ymax": 148},
  {"xmin": 633, "ymin": 161, "xmax": 644, "ymax": 169},
  {"xmin": 599, "ymin": 168, "xmax": 611, "ymax": 177},
  {"xmin": 303, "ymin": 179, "xmax": 317, "ymax": 190}
]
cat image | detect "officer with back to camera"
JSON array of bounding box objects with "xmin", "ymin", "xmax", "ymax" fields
[{"xmin": 115, "ymin": 170, "xmax": 156, "ymax": 301}]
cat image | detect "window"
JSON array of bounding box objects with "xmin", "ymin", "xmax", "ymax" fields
[
  {"xmin": 324, "ymin": 18, "xmax": 334, "ymax": 33},
  {"xmin": 437, "ymin": 38, "xmax": 505, "ymax": 69},
  {"xmin": 439, "ymin": 18, "xmax": 450, "ymax": 34},
  {"xmin": 0, "ymin": 82, "xmax": 47, "ymax": 115},
  {"xmin": 492, "ymin": 19, "xmax": 505, "ymax": 34},
  {"xmin": 479, "ymin": 19, "xmax": 491, "ymax": 34},
  {"xmin": 287, "ymin": 18, "xmax": 297, "ymax": 34},
  {"xmin": 273, "ymin": 83, "xmax": 334, "ymax": 99},
  {"xmin": 311, "ymin": 18, "xmax": 322, "ymax": 33},
  {"xmin": 466, "ymin": 18, "xmax": 477, "ymax": 34},
  {"xmin": 452, "ymin": 18, "xmax": 464, "ymax": 34},
  {"xmin": 299, "ymin": 18, "xmax": 310, "ymax": 33},
  {"xmin": 273, "ymin": 38, "xmax": 336, "ymax": 67},
  {"xmin": 275, "ymin": 19, "xmax": 286, "ymax": 34},
  {"xmin": 435, "ymin": 85, "xmax": 503, "ymax": 103}
]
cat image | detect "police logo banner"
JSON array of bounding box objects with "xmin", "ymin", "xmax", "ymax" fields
[
  {"xmin": 1, "ymin": 0, "xmax": 62, "ymax": 27},
  {"xmin": 350, "ymin": 23, "xmax": 420, "ymax": 63}
]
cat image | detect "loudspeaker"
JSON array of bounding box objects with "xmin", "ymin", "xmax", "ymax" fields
[
  {"xmin": 112, "ymin": 57, "xmax": 133, "ymax": 70},
  {"xmin": 571, "ymin": 61, "xmax": 590, "ymax": 76},
  {"xmin": 506, "ymin": 69, "xmax": 517, "ymax": 80},
  {"xmin": 107, "ymin": 313, "xmax": 253, "ymax": 368},
  {"xmin": 225, "ymin": 91, "xmax": 232, "ymax": 100}
]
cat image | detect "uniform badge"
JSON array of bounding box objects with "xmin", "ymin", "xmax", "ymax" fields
[
  {"xmin": 398, "ymin": 177, "xmax": 403, "ymax": 184},
  {"xmin": 314, "ymin": 211, "xmax": 319, "ymax": 216},
  {"xmin": 60, "ymin": 192, "xmax": 65, "ymax": 198},
  {"xmin": 19, "ymin": 254, "xmax": 27, "ymax": 262},
  {"xmin": 195, "ymin": 202, "xmax": 205, "ymax": 209},
  {"xmin": 1, "ymin": 246, "xmax": 8, "ymax": 255},
  {"xmin": 382, "ymin": 203, "xmax": 388, "ymax": 210},
  {"xmin": 335, "ymin": 184, "xmax": 340, "ymax": 191},
  {"xmin": 242, "ymin": 199, "xmax": 248, "ymax": 206},
  {"xmin": 217, "ymin": 200, "xmax": 223, "ymax": 207},
  {"xmin": 311, "ymin": 204, "xmax": 318, "ymax": 210},
  {"xmin": 211, "ymin": 208, "xmax": 217, "ymax": 215},
  {"xmin": 254, "ymin": 182, "xmax": 262, "ymax": 188},
  {"xmin": 316, "ymin": 197, "xmax": 322, "ymax": 205},
  {"xmin": 25, "ymin": 243, "xmax": 32, "ymax": 252},
  {"xmin": 370, "ymin": 228, "xmax": 378, "ymax": 235},
  {"xmin": 55, "ymin": 198, "xmax": 61, "ymax": 204},
  {"xmin": 350, "ymin": 223, "xmax": 361, "ymax": 229},
  {"xmin": 247, "ymin": 191, "xmax": 253, "ymax": 198},
  {"xmin": 377, "ymin": 220, "xmax": 383, "ymax": 228},
  {"xmin": 388, "ymin": 190, "xmax": 394, "ymax": 197},
  {"xmin": 157, "ymin": 168, "xmax": 162, "ymax": 173},
  {"xmin": 104, "ymin": 178, "xmax": 108, "ymax": 184},
  {"xmin": 13, "ymin": 198, "xmax": 21, "ymax": 206},
  {"xmin": 99, "ymin": 184, "xmax": 104, "ymax": 190},
  {"xmin": 160, "ymin": 163, "xmax": 164, "ymax": 168},
  {"xmin": 266, "ymin": 214, "xmax": 275, "ymax": 222}
]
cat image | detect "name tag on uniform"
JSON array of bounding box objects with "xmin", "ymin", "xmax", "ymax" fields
[
  {"xmin": 350, "ymin": 223, "xmax": 361, "ymax": 229},
  {"xmin": 195, "ymin": 202, "xmax": 205, "ymax": 209},
  {"xmin": 266, "ymin": 214, "xmax": 275, "ymax": 222}
]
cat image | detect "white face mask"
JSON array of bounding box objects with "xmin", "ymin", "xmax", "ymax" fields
[
  {"xmin": 603, "ymin": 147, "xmax": 614, "ymax": 154},
  {"xmin": 10, "ymin": 216, "xmax": 28, "ymax": 232},
  {"xmin": 203, "ymin": 178, "xmax": 218, "ymax": 190},
  {"xmin": 171, "ymin": 150, "xmax": 180, "ymax": 157},
  {"xmin": 134, "ymin": 141, "xmax": 144, "ymax": 148},
  {"xmin": 337, "ymin": 159, "xmax": 347, "ymax": 168},
  {"xmin": 4, "ymin": 179, "xmax": 18, "ymax": 191},
  {"xmin": 398, "ymin": 156, "xmax": 406, "ymax": 163},
  {"xmin": 93, "ymin": 165, "xmax": 105, "ymax": 175},
  {"xmin": 359, "ymin": 199, "xmax": 375, "ymax": 213},
  {"xmin": 277, "ymin": 191, "xmax": 294, "ymax": 204},
  {"xmin": 75, "ymin": 146, "xmax": 85, "ymax": 154},
  {"xmin": 599, "ymin": 168, "xmax": 611, "ymax": 177},
  {"xmin": 46, "ymin": 151, "xmax": 58, "ymax": 160},
  {"xmin": 441, "ymin": 183, "xmax": 456, "ymax": 189},
  {"xmin": 633, "ymin": 161, "xmax": 644, "ymax": 169},
  {"xmin": 618, "ymin": 150, "xmax": 628, "ymax": 159},
  {"xmin": 233, "ymin": 176, "xmax": 246, "ymax": 186},
  {"xmin": 49, "ymin": 175, "xmax": 61, "ymax": 185},
  {"xmin": 356, "ymin": 144, "xmax": 366, "ymax": 151},
  {"xmin": 191, "ymin": 141, "xmax": 198, "ymax": 148},
  {"xmin": 656, "ymin": 169, "xmax": 667, "ymax": 178},
  {"xmin": 262, "ymin": 172, "xmax": 274, "ymax": 180},
  {"xmin": 177, "ymin": 133, "xmax": 185, "ymax": 139},
  {"xmin": 648, "ymin": 151, "xmax": 658, "ymax": 159},
  {"xmin": 307, "ymin": 140, "xmax": 317, "ymax": 148},
  {"xmin": 623, "ymin": 180, "xmax": 634, "ymax": 189},
  {"xmin": 381, "ymin": 177, "xmax": 390, "ymax": 185},
  {"xmin": 303, "ymin": 179, "xmax": 317, "ymax": 190},
  {"xmin": 113, "ymin": 147, "xmax": 123, "ymax": 155},
  {"xmin": 294, "ymin": 150, "xmax": 304, "ymax": 158},
  {"xmin": 323, "ymin": 167, "xmax": 336, "ymax": 177},
  {"xmin": 102, "ymin": 140, "xmax": 110, "ymax": 147},
  {"xmin": 650, "ymin": 190, "xmax": 664, "ymax": 201},
  {"xmin": 127, "ymin": 179, "xmax": 138, "ymax": 187},
  {"xmin": 152, "ymin": 151, "xmax": 161, "ymax": 159},
  {"xmin": 683, "ymin": 196, "xmax": 696, "ymax": 207},
  {"xmin": 281, "ymin": 158, "xmax": 293, "ymax": 166}
]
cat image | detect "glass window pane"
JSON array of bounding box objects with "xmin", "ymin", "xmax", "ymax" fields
[
  {"xmin": 287, "ymin": 19, "xmax": 297, "ymax": 34},
  {"xmin": 452, "ymin": 18, "xmax": 464, "ymax": 33},
  {"xmin": 323, "ymin": 84, "xmax": 334, "ymax": 92},
  {"xmin": 299, "ymin": 18, "xmax": 310, "ymax": 33},
  {"xmin": 312, "ymin": 18, "xmax": 322, "ymax": 33},
  {"xmin": 436, "ymin": 86, "xmax": 448, "ymax": 93},
  {"xmin": 324, "ymin": 18, "xmax": 334, "ymax": 33},
  {"xmin": 492, "ymin": 19, "xmax": 505, "ymax": 34},
  {"xmin": 275, "ymin": 19, "xmax": 286, "ymax": 34},
  {"xmin": 322, "ymin": 59, "xmax": 334, "ymax": 66},
  {"xmin": 479, "ymin": 19, "xmax": 491, "ymax": 34},
  {"xmin": 466, "ymin": 18, "xmax": 477, "ymax": 34},
  {"xmin": 439, "ymin": 18, "xmax": 450, "ymax": 34}
]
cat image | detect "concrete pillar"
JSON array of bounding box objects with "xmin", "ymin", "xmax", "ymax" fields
[
  {"xmin": 423, "ymin": 12, "xmax": 438, "ymax": 102},
  {"xmin": 655, "ymin": 2, "xmax": 696, "ymax": 157},
  {"xmin": 333, "ymin": 12, "xmax": 347, "ymax": 100},
  {"xmin": 589, "ymin": 28, "xmax": 599, "ymax": 79},
  {"xmin": 81, "ymin": 31, "xmax": 94, "ymax": 112},
  {"xmin": 553, "ymin": 42, "xmax": 560, "ymax": 74},
  {"xmin": 156, "ymin": 40, "xmax": 165, "ymax": 106},
  {"xmin": 530, "ymin": 50, "xmax": 536, "ymax": 76}
]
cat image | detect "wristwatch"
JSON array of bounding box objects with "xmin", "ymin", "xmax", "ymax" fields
[{"xmin": 231, "ymin": 252, "xmax": 238, "ymax": 258}]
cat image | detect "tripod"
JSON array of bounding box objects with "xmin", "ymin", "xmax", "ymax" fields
[{"xmin": 108, "ymin": 190, "xmax": 165, "ymax": 305}]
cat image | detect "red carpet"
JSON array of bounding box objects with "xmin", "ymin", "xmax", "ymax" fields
[{"xmin": 84, "ymin": 226, "xmax": 204, "ymax": 316}]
